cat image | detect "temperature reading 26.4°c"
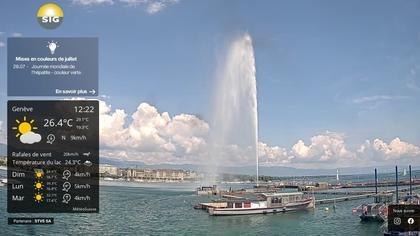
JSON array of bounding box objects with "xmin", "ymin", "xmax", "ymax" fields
[{"xmin": 43, "ymin": 118, "xmax": 74, "ymax": 128}]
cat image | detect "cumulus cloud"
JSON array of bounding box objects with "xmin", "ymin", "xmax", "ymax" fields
[
  {"xmin": 98, "ymin": 101, "xmax": 420, "ymax": 167},
  {"xmin": 100, "ymin": 100, "xmax": 209, "ymax": 164},
  {"xmin": 258, "ymin": 133, "xmax": 420, "ymax": 168},
  {"xmin": 258, "ymin": 142, "xmax": 288, "ymax": 165},
  {"xmin": 290, "ymin": 132, "xmax": 354, "ymax": 162},
  {"xmin": 358, "ymin": 137, "xmax": 420, "ymax": 161},
  {"xmin": 258, "ymin": 132, "xmax": 356, "ymax": 168}
]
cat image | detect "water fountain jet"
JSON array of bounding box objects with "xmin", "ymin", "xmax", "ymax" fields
[{"xmin": 206, "ymin": 32, "xmax": 259, "ymax": 186}]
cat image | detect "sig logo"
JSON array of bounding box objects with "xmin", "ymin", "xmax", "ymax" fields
[{"xmin": 37, "ymin": 3, "xmax": 63, "ymax": 29}]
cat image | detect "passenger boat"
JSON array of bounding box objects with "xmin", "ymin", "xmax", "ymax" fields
[{"xmin": 207, "ymin": 192, "xmax": 314, "ymax": 216}]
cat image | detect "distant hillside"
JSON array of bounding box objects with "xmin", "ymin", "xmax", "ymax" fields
[
  {"xmin": 3, "ymin": 147, "xmax": 416, "ymax": 176},
  {"xmin": 100, "ymin": 156, "xmax": 419, "ymax": 177},
  {"xmin": 0, "ymin": 152, "xmax": 416, "ymax": 177}
]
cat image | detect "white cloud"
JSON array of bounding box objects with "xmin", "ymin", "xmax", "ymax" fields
[
  {"xmin": 0, "ymin": 121, "xmax": 5, "ymax": 144},
  {"xmin": 146, "ymin": 0, "xmax": 178, "ymax": 14},
  {"xmin": 290, "ymin": 132, "xmax": 354, "ymax": 162},
  {"xmin": 258, "ymin": 132, "xmax": 356, "ymax": 168},
  {"xmin": 118, "ymin": 0, "xmax": 146, "ymax": 5},
  {"xmin": 11, "ymin": 32, "xmax": 22, "ymax": 37},
  {"xmin": 99, "ymin": 94, "xmax": 110, "ymax": 99},
  {"xmin": 358, "ymin": 137, "xmax": 420, "ymax": 161},
  {"xmin": 406, "ymin": 65, "xmax": 420, "ymax": 92},
  {"xmin": 353, "ymin": 95, "xmax": 410, "ymax": 104},
  {"xmin": 0, "ymin": 32, "xmax": 23, "ymax": 48},
  {"xmin": 258, "ymin": 142, "xmax": 289, "ymax": 165},
  {"xmin": 146, "ymin": 1, "xmax": 166, "ymax": 14},
  {"xmin": 258, "ymin": 133, "xmax": 420, "ymax": 168},
  {"xmin": 406, "ymin": 79, "xmax": 420, "ymax": 92},
  {"xmin": 72, "ymin": 0, "xmax": 114, "ymax": 5},
  {"xmin": 72, "ymin": 0, "xmax": 179, "ymax": 14},
  {"xmin": 100, "ymin": 101, "xmax": 209, "ymax": 164},
  {"xmin": 98, "ymin": 101, "xmax": 420, "ymax": 168}
]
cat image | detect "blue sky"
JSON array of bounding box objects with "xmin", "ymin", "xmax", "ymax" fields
[{"xmin": 1, "ymin": 0, "xmax": 420, "ymax": 168}]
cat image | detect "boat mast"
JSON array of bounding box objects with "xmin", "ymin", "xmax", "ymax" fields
[
  {"xmin": 334, "ymin": 169, "xmax": 338, "ymax": 210},
  {"xmin": 395, "ymin": 165, "xmax": 399, "ymax": 203}
]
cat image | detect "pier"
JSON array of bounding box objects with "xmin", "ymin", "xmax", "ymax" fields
[{"xmin": 310, "ymin": 185, "xmax": 420, "ymax": 205}]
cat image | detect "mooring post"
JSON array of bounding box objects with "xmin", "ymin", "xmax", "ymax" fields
[
  {"xmin": 409, "ymin": 165, "xmax": 412, "ymax": 195},
  {"xmin": 395, "ymin": 165, "xmax": 398, "ymax": 202},
  {"xmin": 375, "ymin": 168, "xmax": 378, "ymax": 194}
]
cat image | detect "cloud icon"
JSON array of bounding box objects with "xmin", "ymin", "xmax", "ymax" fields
[{"xmin": 20, "ymin": 131, "xmax": 42, "ymax": 144}]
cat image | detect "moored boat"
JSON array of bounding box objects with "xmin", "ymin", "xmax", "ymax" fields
[
  {"xmin": 207, "ymin": 192, "xmax": 314, "ymax": 216},
  {"xmin": 356, "ymin": 192, "xmax": 393, "ymax": 222}
]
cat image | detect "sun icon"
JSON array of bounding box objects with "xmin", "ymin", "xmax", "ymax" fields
[
  {"xmin": 12, "ymin": 116, "xmax": 37, "ymax": 137},
  {"xmin": 34, "ymin": 169, "xmax": 44, "ymax": 179},
  {"xmin": 34, "ymin": 192, "xmax": 44, "ymax": 203},
  {"xmin": 34, "ymin": 181, "xmax": 43, "ymax": 190}
]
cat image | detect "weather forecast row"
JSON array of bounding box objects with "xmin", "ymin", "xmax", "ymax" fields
[{"xmin": 7, "ymin": 101, "xmax": 99, "ymax": 213}]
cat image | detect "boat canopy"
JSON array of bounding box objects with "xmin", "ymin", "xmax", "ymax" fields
[{"xmin": 261, "ymin": 192, "xmax": 303, "ymax": 197}]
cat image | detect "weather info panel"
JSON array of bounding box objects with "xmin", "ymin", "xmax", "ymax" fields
[{"xmin": 7, "ymin": 101, "xmax": 99, "ymax": 213}]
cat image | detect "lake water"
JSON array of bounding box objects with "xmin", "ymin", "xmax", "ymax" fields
[{"xmin": 0, "ymin": 181, "xmax": 389, "ymax": 236}]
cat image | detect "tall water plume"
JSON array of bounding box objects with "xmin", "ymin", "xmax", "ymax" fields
[{"xmin": 205, "ymin": 32, "xmax": 259, "ymax": 185}]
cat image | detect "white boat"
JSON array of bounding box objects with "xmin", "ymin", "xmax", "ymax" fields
[{"xmin": 207, "ymin": 192, "xmax": 314, "ymax": 216}]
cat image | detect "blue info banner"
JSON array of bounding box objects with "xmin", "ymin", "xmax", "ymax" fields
[{"xmin": 8, "ymin": 37, "xmax": 98, "ymax": 96}]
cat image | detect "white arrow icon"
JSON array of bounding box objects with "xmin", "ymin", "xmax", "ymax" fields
[
  {"xmin": 89, "ymin": 89, "xmax": 96, "ymax": 94},
  {"xmin": 408, "ymin": 218, "xmax": 414, "ymax": 225}
]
